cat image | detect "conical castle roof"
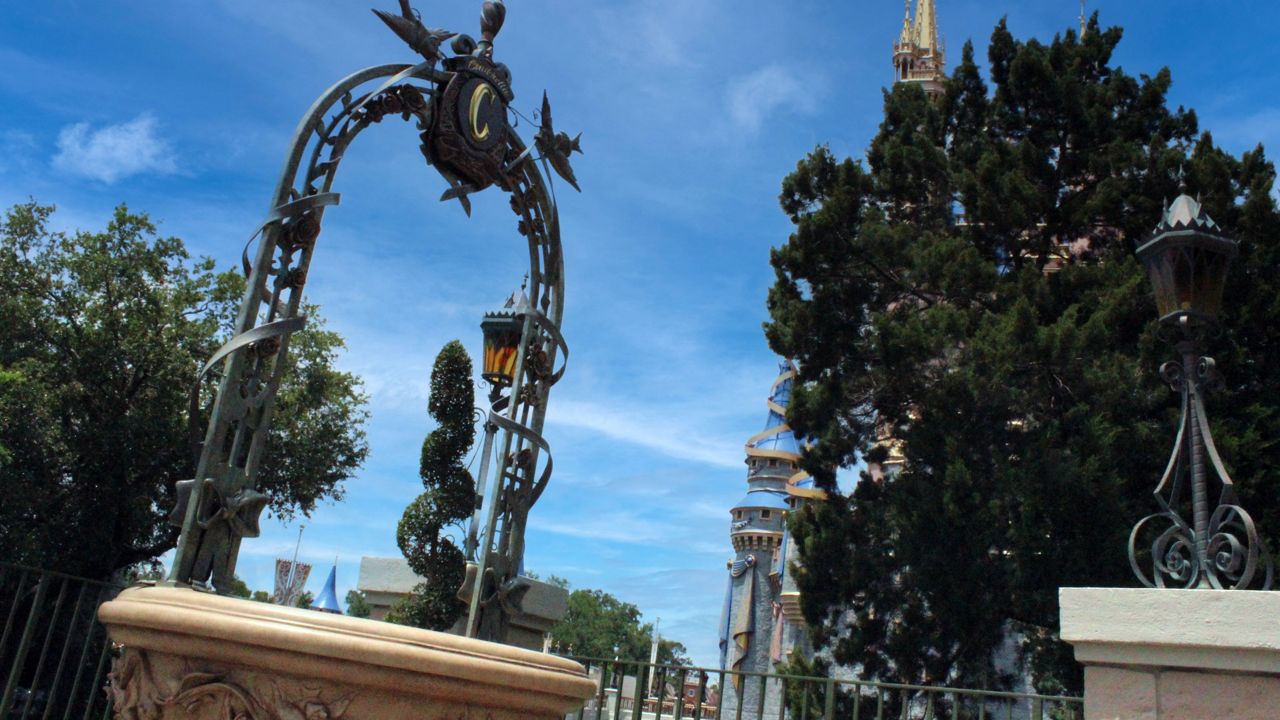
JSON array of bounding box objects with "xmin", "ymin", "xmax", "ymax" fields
[
  {"xmin": 747, "ymin": 361, "xmax": 802, "ymax": 456},
  {"xmin": 311, "ymin": 564, "xmax": 342, "ymax": 614}
]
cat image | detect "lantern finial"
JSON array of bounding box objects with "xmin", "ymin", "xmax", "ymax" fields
[{"xmin": 1139, "ymin": 181, "xmax": 1235, "ymax": 325}]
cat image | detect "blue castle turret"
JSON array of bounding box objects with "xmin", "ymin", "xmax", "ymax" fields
[
  {"xmin": 311, "ymin": 563, "xmax": 342, "ymax": 614},
  {"xmin": 718, "ymin": 361, "xmax": 823, "ymax": 719}
]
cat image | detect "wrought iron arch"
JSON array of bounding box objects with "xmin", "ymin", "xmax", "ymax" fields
[{"xmin": 167, "ymin": 8, "xmax": 577, "ymax": 643}]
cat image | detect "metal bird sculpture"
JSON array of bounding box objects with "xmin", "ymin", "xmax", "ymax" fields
[
  {"xmin": 372, "ymin": 0, "xmax": 456, "ymax": 65},
  {"xmin": 534, "ymin": 91, "xmax": 583, "ymax": 192}
]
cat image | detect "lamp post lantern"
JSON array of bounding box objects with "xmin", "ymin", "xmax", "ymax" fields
[
  {"xmin": 480, "ymin": 296, "xmax": 524, "ymax": 390},
  {"xmin": 1128, "ymin": 176, "xmax": 1273, "ymax": 590}
]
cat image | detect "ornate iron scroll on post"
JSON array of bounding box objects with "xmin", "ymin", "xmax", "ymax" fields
[
  {"xmin": 166, "ymin": 0, "xmax": 582, "ymax": 643},
  {"xmin": 1128, "ymin": 178, "xmax": 1273, "ymax": 590},
  {"xmin": 462, "ymin": 288, "xmax": 569, "ymax": 641}
]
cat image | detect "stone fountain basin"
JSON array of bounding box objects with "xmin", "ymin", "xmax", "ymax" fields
[{"xmin": 99, "ymin": 585, "xmax": 594, "ymax": 719}]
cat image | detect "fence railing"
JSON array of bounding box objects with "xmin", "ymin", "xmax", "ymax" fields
[
  {"xmin": 561, "ymin": 657, "xmax": 1083, "ymax": 720},
  {"xmin": 0, "ymin": 564, "xmax": 121, "ymax": 720}
]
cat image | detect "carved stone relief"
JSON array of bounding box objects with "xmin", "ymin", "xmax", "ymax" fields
[{"xmin": 108, "ymin": 648, "xmax": 354, "ymax": 720}]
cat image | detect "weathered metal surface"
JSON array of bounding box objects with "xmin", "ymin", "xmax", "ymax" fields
[{"xmin": 167, "ymin": 1, "xmax": 581, "ymax": 645}]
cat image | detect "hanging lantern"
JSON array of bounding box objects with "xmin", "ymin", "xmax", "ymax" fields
[
  {"xmin": 1137, "ymin": 191, "xmax": 1237, "ymax": 325},
  {"xmin": 480, "ymin": 303, "xmax": 523, "ymax": 388}
]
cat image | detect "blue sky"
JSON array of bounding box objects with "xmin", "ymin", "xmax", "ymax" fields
[{"xmin": 2, "ymin": 0, "xmax": 1278, "ymax": 667}]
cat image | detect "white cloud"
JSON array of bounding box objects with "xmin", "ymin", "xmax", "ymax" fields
[
  {"xmin": 530, "ymin": 507, "xmax": 726, "ymax": 555},
  {"xmin": 726, "ymin": 64, "xmax": 820, "ymax": 133},
  {"xmin": 52, "ymin": 113, "xmax": 178, "ymax": 183},
  {"xmin": 548, "ymin": 398, "xmax": 745, "ymax": 470}
]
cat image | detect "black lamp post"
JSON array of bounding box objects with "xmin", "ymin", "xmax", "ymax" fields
[{"xmin": 1128, "ymin": 178, "xmax": 1273, "ymax": 590}]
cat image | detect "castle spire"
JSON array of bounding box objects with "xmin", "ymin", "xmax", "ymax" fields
[
  {"xmin": 892, "ymin": 0, "xmax": 946, "ymax": 98},
  {"xmin": 913, "ymin": 0, "xmax": 938, "ymax": 52},
  {"xmin": 898, "ymin": 0, "xmax": 913, "ymax": 46}
]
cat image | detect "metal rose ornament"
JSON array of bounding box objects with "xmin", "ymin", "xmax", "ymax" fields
[{"xmin": 1128, "ymin": 175, "xmax": 1273, "ymax": 590}]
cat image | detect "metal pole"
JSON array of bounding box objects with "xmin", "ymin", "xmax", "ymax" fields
[
  {"xmin": 1, "ymin": 575, "xmax": 51, "ymax": 717},
  {"xmin": 0, "ymin": 571, "xmax": 30, "ymax": 658},
  {"xmin": 693, "ymin": 672, "xmax": 707, "ymax": 720},
  {"xmin": 466, "ymin": 409, "xmax": 509, "ymax": 637},
  {"xmin": 21, "ymin": 577, "xmax": 69, "ymax": 720},
  {"xmin": 286, "ymin": 524, "xmax": 306, "ymax": 603},
  {"xmin": 61, "ymin": 586, "xmax": 108, "ymax": 720},
  {"xmin": 41, "ymin": 583, "xmax": 89, "ymax": 720},
  {"xmin": 595, "ymin": 662, "xmax": 608, "ymax": 720},
  {"xmin": 611, "ymin": 662, "xmax": 625, "ymax": 720},
  {"xmin": 465, "ymin": 417, "xmax": 499, "ymax": 560},
  {"xmin": 1182, "ymin": 343, "xmax": 1211, "ymax": 588},
  {"xmin": 80, "ymin": 634, "xmax": 112, "ymax": 720}
]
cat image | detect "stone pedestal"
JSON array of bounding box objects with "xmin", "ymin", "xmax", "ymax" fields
[
  {"xmin": 98, "ymin": 586, "xmax": 594, "ymax": 720},
  {"xmin": 1060, "ymin": 587, "xmax": 1280, "ymax": 720}
]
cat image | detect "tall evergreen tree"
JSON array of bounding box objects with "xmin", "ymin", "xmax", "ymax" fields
[
  {"xmin": 768, "ymin": 16, "xmax": 1280, "ymax": 692},
  {"xmin": 392, "ymin": 340, "xmax": 476, "ymax": 631}
]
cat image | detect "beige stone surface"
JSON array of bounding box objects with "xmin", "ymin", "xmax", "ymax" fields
[
  {"xmin": 1061, "ymin": 588, "xmax": 1280, "ymax": 674},
  {"xmin": 99, "ymin": 585, "xmax": 595, "ymax": 720},
  {"xmin": 1159, "ymin": 670, "xmax": 1280, "ymax": 720},
  {"xmin": 1063, "ymin": 588, "xmax": 1280, "ymax": 719},
  {"xmin": 1084, "ymin": 666, "xmax": 1157, "ymax": 720}
]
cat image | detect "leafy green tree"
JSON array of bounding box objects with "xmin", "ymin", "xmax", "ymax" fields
[
  {"xmin": 548, "ymin": 584, "xmax": 689, "ymax": 666},
  {"xmin": 392, "ymin": 340, "xmax": 476, "ymax": 631},
  {"xmin": 768, "ymin": 16, "xmax": 1280, "ymax": 693},
  {"xmin": 226, "ymin": 576, "xmax": 253, "ymax": 599},
  {"xmin": 0, "ymin": 201, "xmax": 370, "ymax": 581},
  {"xmin": 345, "ymin": 589, "xmax": 372, "ymax": 618}
]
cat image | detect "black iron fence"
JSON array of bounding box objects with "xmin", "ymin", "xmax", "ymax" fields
[
  {"xmin": 0, "ymin": 564, "xmax": 120, "ymax": 720},
  {"xmin": 563, "ymin": 657, "xmax": 1083, "ymax": 720}
]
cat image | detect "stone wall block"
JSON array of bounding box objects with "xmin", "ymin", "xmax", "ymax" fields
[
  {"xmin": 1159, "ymin": 670, "xmax": 1280, "ymax": 720},
  {"xmin": 1082, "ymin": 667, "xmax": 1157, "ymax": 720},
  {"xmin": 1062, "ymin": 588, "xmax": 1280, "ymax": 720}
]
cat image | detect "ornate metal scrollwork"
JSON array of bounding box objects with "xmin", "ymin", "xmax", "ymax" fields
[
  {"xmin": 1129, "ymin": 346, "xmax": 1273, "ymax": 590},
  {"xmin": 170, "ymin": 1, "xmax": 578, "ymax": 612}
]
